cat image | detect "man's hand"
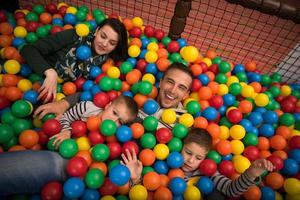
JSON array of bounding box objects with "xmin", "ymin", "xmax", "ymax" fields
[
  {"xmin": 50, "ymin": 130, "xmax": 71, "ymax": 148},
  {"xmin": 246, "ymin": 159, "xmax": 275, "ymax": 179},
  {"xmin": 38, "ymin": 68, "xmax": 58, "ymax": 103},
  {"xmin": 34, "ymin": 99, "xmax": 70, "ymax": 120},
  {"xmin": 121, "ymin": 149, "xmax": 143, "ymax": 183}
]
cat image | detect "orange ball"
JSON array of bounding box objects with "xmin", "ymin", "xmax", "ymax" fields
[
  {"xmin": 76, "ymin": 150, "xmax": 92, "ymax": 166},
  {"xmin": 276, "ymin": 126, "xmax": 291, "ymax": 139},
  {"xmin": 156, "ymin": 58, "xmax": 170, "ymax": 71},
  {"xmin": 143, "ymin": 171, "xmax": 161, "ymax": 191},
  {"xmin": 8, "ymin": 145, "xmax": 26, "ymax": 152},
  {"xmin": 0, "ymin": 22, "xmax": 13, "ymax": 35},
  {"xmin": 31, "ymin": 143, "xmax": 42, "ymax": 150},
  {"xmin": 206, "ymin": 122, "xmax": 220, "ymax": 139},
  {"xmin": 199, "ymin": 100, "xmax": 209, "ymax": 110},
  {"xmin": 126, "ymin": 69, "xmax": 141, "ymax": 85},
  {"xmin": 205, "ymin": 49, "xmax": 217, "ymax": 59},
  {"xmin": 265, "ymin": 172, "xmax": 284, "ymax": 190},
  {"xmin": 159, "ymin": 174, "xmax": 169, "ymax": 187},
  {"xmin": 157, "ymin": 48, "xmax": 168, "ymax": 59},
  {"xmin": 123, "ymin": 18, "xmax": 133, "ymax": 30},
  {"xmin": 193, "ymin": 116, "xmax": 208, "ymax": 129},
  {"xmin": 16, "ymin": 18, "xmax": 27, "ymax": 27},
  {"xmin": 238, "ymin": 100, "xmax": 253, "ymax": 114},
  {"xmin": 168, "ymin": 168, "xmax": 185, "ymax": 179},
  {"xmin": 19, "ymin": 130, "xmax": 39, "ymax": 149},
  {"xmin": 243, "ymin": 185, "xmax": 261, "ymax": 200},
  {"xmin": 121, "ymin": 81, "xmax": 131, "ymax": 92},
  {"xmin": 259, "ymin": 150, "xmax": 271, "ymax": 159},
  {"xmin": 2, "ymin": 74, "xmax": 19, "ymax": 87},
  {"xmin": 245, "ymin": 61, "xmax": 256, "ymax": 72},
  {"xmin": 205, "ymin": 71, "xmax": 215, "ymax": 81},
  {"xmin": 257, "ymin": 137, "xmax": 270, "ymax": 151},
  {"xmin": 129, "ymin": 38, "xmax": 142, "ymax": 48},
  {"xmin": 198, "ymin": 86, "xmax": 212, "ymax": 100},
  {"xmin": 216, "ymin": 140, "xmax": 232, "ymax": 155},
  {"xmin": 5, "ymin": 86, "xmax": 22, "ymax": 101},
  {"xmin": 139, "ymin": 149, "xmax": 155, "ymax": 166},
  {"xmin": 90, "ymin": 162, "xmax": 107, "ymax": 175},
  {"xmin": 249, "ymin": 82, "xmax": 262, "ymax": 93},
  {"xmin": 147, "ymin": 86, "xmax": 158, "ymax": 99},
  {"xmin": 208, "ymin": 81, "xmax": 219, "ymax": 94},
  {"xmin": 272, "ymin": 150, "xmax": 288, "ymax": 160},
  {"xmin": 133, "ymin": 94, "xmax": 147, "ymax": 108},
  {"xmin": 130, "ymin": 122, "xmax": 144, "ymax": 139},
  {"xmin": 39, "ymin": 12, "xmax": 52, "ymax": 24},
  {"xmin": 117, "ymin": 182, "xmax": 130, "ymax": 195},
  {"xmin": 63, "ymin": 24, "xmax": 73, "ymax": 30},
  {"xmin": 154, "ymin": 186, "xmax": 173, "ymax": 200},
  {"xmin": 269, "ymin": 135, "xmax": 287, "ymax": 150},
  {"xmin": 62, "ymin": 82, "xmax": 77, "ymax": 95},
  {"xmin": 3, "ymin": 46, "xmax": 18, "ymax": 60},
  {"xmin": 0, "ymin": 35, "xmax": 13, "ymax": 47},
  {"xmin": 86, "ymin": 116, "xmax": 102, "ymax": 131},
  {"xmin": 190, "ymin": 64, "xmax": 202, "ymax": 76}
]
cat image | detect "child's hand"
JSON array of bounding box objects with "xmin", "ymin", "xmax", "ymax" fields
[
  {"xmin": 247, "ymin": 159, "xmax": 275, "ymax": 179},
  {"xmin": 50, "ymin": 130, "xmax": 71, "ymax": 148},
  {"xmin": 38, "ymin": 68, "xmax": 58, "ymax": 103},
  {"xmin": 121, "ymin": 149, "xmax": 143, "ymax": 183}
]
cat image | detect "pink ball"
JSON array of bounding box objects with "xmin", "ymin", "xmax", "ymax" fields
[
  {"xmin": 227, "ymin": 109, "xmax": 243, "ymax": 124},
  {"xmin": 199, "ymin": 159, "xmax": 217, "ymax": 176},
  {"xmin": 88, "ymin": 131, "xmax": 105, "ymax": 145},
  {"xmin": 218, "ymin": 160, "xmax": 235, "ymax": 177},
  {"xmin": 66, "ymin": 156, "xmax": 88, "ymax": 177},
  {"xmin": 155, "ymin": 127, "xmax": 173, "ymax": 144},
  {"xmin": 93, "ymin": 92, "xmax": 110, "ymax": 108},
  {"xmin": 42, "ymin": 119, "xmax": 62, "ymax": 137},
  {"xmin": 71, "ymin": 120, "xmax": 87, "ymax": 137},
  {"xmin": 243, "ymin": 146, "xmax": 260, "ymax": 161},
  {"xmin": 107, "ymin": 142, "xmax": 122, "ymax": 160}
]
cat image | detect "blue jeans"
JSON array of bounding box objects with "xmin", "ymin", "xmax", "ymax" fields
[{"xmin": 0, "ymin": 150, "xmax": 67, "ymax": 196}]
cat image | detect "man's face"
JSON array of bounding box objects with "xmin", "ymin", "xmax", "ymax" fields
[
  {"xmin": 101, "ymin": 101, "xmax": 133, "ymax": 126},
  {"xmin": 93, "ymin": 25, "xmax": 118, "ymax": 56},
  {"xmin": 181, "ymin": 142, "xmax": 207, "ymax": 172},
  {"xmin": 157, "ymin": 68, "xmax": 192, "ymax": 108}
]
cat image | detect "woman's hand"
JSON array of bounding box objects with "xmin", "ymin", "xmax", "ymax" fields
[
  {"xmin": 50, "ymin": 130, "xmax": 71, "ymax": 149},
  {"xmin": 33, "ymin": 99, "xmax": 70, "ymax": 120},
  {"xmin": 121, "ymin": 149, "xmax": 143, "ymax": 183},
  {"xmin": 38, "ymin": 68, "xmax": 58, "ymax": 103}
]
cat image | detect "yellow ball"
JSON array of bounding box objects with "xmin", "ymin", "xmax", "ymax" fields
[
  {"xmin": 56, "ymin": 93, "xmax": 66, "ymax": 101},
  {"xmin": 217, "ymin": 84, "xmax": 228, "ymax": 96},
  {"xmin": 219, "ymin": 125, "xmax": 230, "ymax": 140},
  {"xmin": 100, "ymin": 195, "xmax": 115, "ymax": 200},
  {"xmin": 281, "ymin": 85, "xmax": 292, "ymax": 96},
  {"xmin": 147, "ymin": 42, "xmax": 159, "ymax": 51},
  {"xmin": 145, "ymin": 50, "xmax": 158, "ymax": 63},
  {"xmin": 233, "ymin": 155, "xmax": 250, "ymax": 173},
  {"xmin": 132, "ymin": 17, "xmax": 143, "ymax": 27},
  {"xmin": 4, "ymin": 59, "xmax": 21, "ymax": 74},
  {"xmin": 129, "ymin": 185, "xmax": 148, "ymax": 200},
  {"xmin": 229, "ymin": 125, "xmax": 245, "ymax": 140},
  {"xmin": 201, "ymin": 57, "xmax": 212, "ymax": 67},
  {"xmin": 240, "ymin": 82, "xmax": 247, "ymax": 88},
  {"xmin": 189, "ymin": 92, "xmax": 199, "ymax": 101},
  {"xmin": 14, "ymin": 26, "xmax": 27, "ymax": 38},
  {"xmin": 180, "ymin": 46, "xmax": 199, "ymax": 62},
  {"xmin": 241, "ymin": 85, "xmax": 254, "ymax": 98},
  {"xmin": 284, "ymin": 178, "xmax": 300, "ymax": 195},
  {"xmin": 183, "ymin": 98, "xmax": 195, "ymax": 107},
  {"xmin": 161, "ymin": 109, "xmax": 177, "ymax": 124},
  {"xmin": 66, "ymin": 6, "xmax": 77, "ymax": 14},
  {"xmin": 231, "ymin": 140, "xmax": 244, "ymax": 155},
  {"xmin": 179, "ymin": 113, "xmax": 194, "ymax": 128},
  {"xmin": 17, "ymin": 79, "xmax": 32, "ymax": 92},
  {"xmin": 128, "ymin": 45, "xmax": 141, "ymax": 58},
  {"xmin": 275, "ymin": 192, "xmax": 283, "ymax": 200},
  {"xmin": 184, "ymin": 185, "xmax": 201, "ymax": 200},
  {"xmin": 0, "ymin": 74, "xmax": 3, "ymax": 87},
  {"xmin": 142, "ymin": 73, "xmax": 155, "ymax": 84},
  {"xmin": 254, "ymin": 93, "xmax": 269, "ymax": 107},
  {"xmin": 75, "ymin": 24, "xmax": 90, "ymax": 37},
  {"xmin": 153, "ymin": 144, "xmax": 169, "ymax": 160},
  {"xmin": 76, "ymin": 136, "xmax": 91, "ymax": 151},
  {"xmin": 285, "ymin": 194, "xmax": 300, "ymax": 200},
  {"xmin": 57, "ymin": 2, "xmax": 68, "ymax": 9},
  {"xmin": 107, "ymin": 66, "xmax": 120, "ymax": 79},
  {"xmin": 227, "ymin": 76, "xmax": 239, "ymax": 86}
]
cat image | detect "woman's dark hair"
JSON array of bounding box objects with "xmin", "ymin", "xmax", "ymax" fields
[{"xmin": 97, "ymin": 18, "xmax": 128, "ymax": 62}]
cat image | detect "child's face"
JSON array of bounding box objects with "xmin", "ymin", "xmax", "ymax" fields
[
  {"xmin": 101, "ymin": 101, "xmax": 133, "ymax": 126},
  {"xmin": 181, "ymin": 142, "xmax": 207, "ymax": 172}
]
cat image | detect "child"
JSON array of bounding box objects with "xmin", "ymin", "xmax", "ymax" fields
[
  {"xmin": 51, "ymin": 95, "xmax": 138, "ymax": 148},
  {"xmin": 121, "ymin": 128, "xmax": 275, "ymax": 198}
]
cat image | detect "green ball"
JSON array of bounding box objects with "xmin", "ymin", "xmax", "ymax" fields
[
  {"xmin": 265, "ymin": 99, "xmax": 276, "ymax": 110},
  {"xmin": 2, "ymin": 136, "xmax": 18, "ymax": 151},
  {"xmin": 242, "ymin": 133, "xmax": 258, "ymax": 146},
  {"xmin": 0, "ymin": 124, "xmax": 14, "ymax": 144},
  {"xmin": 142, "ymin": 166, "xmax": 154, "ymax": 176},
  {"xmin": 235, "ymin": 72, "xmax": 248, "ymax": 82},
  {"xmin": 172, "ymin": 123, "xmax": 188, "ymax": 139},
  {"xmin": 261, "ymin": 74, "xmax": 271, "ymax": 86},
  {"xmin": 79, "ymin": 5, "xmax": 89, "ymax": 13},
  {"xmin": 25, "ymin": 12, "xmax": 39, "ymax": 22},
  {"xmin": 116, "ymin": 195, "xmax": 129, "ymax": 200},
  {"xmin": 42, "ymin": 113, "xmax": 56, "ymax": 122},
  {"xmin": 11, "ymin": 100, "xmax": 32, "ymax": 118},
  {"xmin": 131, "ymin": 82, "xmax": 140, "ymax": 94},
  {"xmin": 139, "ymin": 81, "xmax": 153, "ymax": 95},
  {"xmin": 92, "ymin": 9, "xmax": 105, "ymax": 17},
  {"xmin": 32, "ymin": 4, "xmax": 45, "ymax": 14},
  {"xmin": 207, "ymin": 150, "xmax": 222, "ymax": 164},
  {"xmin": 269, "ymin": 86, "xmax": 281, "ymax": 97},
  {"xmin": 212, "ymin": 57, "xmax": 222, "ymax": 65},
  {"xmin": 83, "ymin": 21, "xmax": 94, "ymax": 31},
  {"xmin": 219, "ymin": 61, "xmax": 231, "ymax": 73},
  {"xmin": 26, "ymin": 32, "xmax": 38, "ymax": 43},
  {"xmin": 273, "ymin": 101, "xmax": 281, "ymax": 110},
  {"xmin": 264, "ymin": 91, "xmax": 273, "ymax": 99},
  {"xmin": 47, "ymin": 137, "xmax": 58, "ymax": 151},
  {"xmin": 279, "ymin": 113, "xmax": 295, "ymax": 126},
  {"xmin": 113, "ymin": 78, "xmax": 122, "ymax": 91},
  {"xmin": 295, "ymin": 121, "xmax": 300, "ymax": 131},
  {"xmin": 271, "ymin": 72, "xmax": 281, "ymax": 82},
  {"xmin": 233, "ymin": 100, "xmax": 239, "ymax": 107},
  {"xmin": 215, "ymin": 73, "xmax": 228, "ymax": 84},
  {"xmin": 186, "ymin": 100, "xmax": 201, "ymax": 115},
  {"xmin": 140, "ymin": 133, "xmax": 156, "ymax": 149},
  {"xmin": 167, "ymin": 137, "xmax": 183, "ymax": 152},
  {"xmin": 108, "ymin": 159, "xmax": 120, "ymax": 171},
  {"xmin": 59, "ymin": 139, "xmax": 78, "ymax": 158},
  {"xmin": 120, "ymin": 61, "xmax": 133, "ymax": 74},
  {"xmin": 76, "ymin": 10, "xmax": 87, "ymax": 21},
  {"xmin": 85, "ymin": 168, "xmax": 104, "ymax": 189},
  {"xmin": 44, "ymin": 24, "xmax": 52, "ymax": 32},
  {"xmin": 1, "ymin": 111, "xmax": 17, "ymax": 125},
  {"xmin": 29, "ymin": 73, "xmax": 43, "ymax": 83},
  {"xmin": 56, "ymin": 84, "xmax": 62, "ymax": 93},
  {"xmin": 143, "ymin": 116, "xmax": 158, "ymax": 132},
  {"xmin": 161, "ymin": 37, "xmax": 171, "ymax": 46},
  {"xmin": 149, "ymin": 37, "xmax": 158, "ymax": 43},
  {"xmin": 100, "ymin": 119, "xmax": 117, "ymax": 136},
  {"xmin": 229, "ymin": 82, "xmax": 242, "ymax": 95},
  {"xmin": 95, "ymin": 15, "xmax": 106, "ymax": 25},
  {"xmin": 169, "ymin": 53, "xmax": 182, "ymax": 63},
  {"xmin": 219, "ymin": 117, "xmax": 232, "ymax": 128},
  {"xmin": 292, "ymin": 90, "xmax": 300, "ymax": 99},
  {"xmin": 36, "ymin": 26, "xmax": 49, "ymax": 38},
  {"xmin": 99, "ymin": 76, "xmax": 113, "ymax": 91},
  {"xmin": 12, "ymin": 119, "xmax": 32, "ymax": 136},
  {"xmin": 91, "ymin": 144, "xmax": 110, "ymax": 161}
]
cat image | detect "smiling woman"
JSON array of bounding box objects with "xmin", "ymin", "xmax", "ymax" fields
[{"xmin": 20, "ymin": 18, "xmax": 128, "ymax": 103}]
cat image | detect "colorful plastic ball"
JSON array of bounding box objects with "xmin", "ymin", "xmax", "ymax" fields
[
  {"xmin": 23, "ymin": 90, "xmax": 38, "ymax": 104},
  {"xmin": 145, "ymin": 50, "xmax": 158, "ymax": 63},
  {"xmin": 152, "ymin": 160, "xmax": 168, "ymax": 175},
  {"xmin": 261, "ymin": 186, "xmax": 275, "ymax": 200},
  {"xmin": 289, "ymin": 135, "xmax": 300, "ymax": 149},
  {"xmin": 281, "ymin": 85, "xmax": 291, "ymax": 96},
  {"xmin": 166, "ymin": 152, "xmax": 184, "ymax": 168},
  {"xmin": 180, "ymin": 46, "xmax": 199, "ymax": 62},
  {"xmin": 207, "ymin": 150, "xmax": 222, "ymax": 164},
  {"xmin": 140, "ymin": 133, "xmax": 156, "ymax": 149},
  {"xmin": 142, "ymin": 99, "xmax": 159, "ymax": 115},
  {"xmin": 128, "ymin": 45, "xmax": 140, "ymax": 58},
  {"xmin": 283, "ymin": 178, "xmax": 300, "ymax": 195},
  {"xmin": 14, "ymin": 26, "xmax": 27, "ymax": 38},
  {"xmin": 231, "ymin": 140, "xmax": 245, "ymax": 155},
  {"xmin": 161, "ymin": 109, "xmax": 177, "ymax": 124},
  {"xmin": 172, "ymin": 123, "xmax": 188, "ymax": 139},
  {"xmin": 11, "ymin": 100, "xmax": 32, "ymax": 118},
  {"xmin": 109, "ymin": 164, "xmax": 130, "ymax": 186},
  {"xmin": 199, "ymin": 159, "xmax": 217, "ymax": 176},
  {"xmin": 75, "ymin": 23, "xmax": 89, "ymax": 36},
  {"xmin": 259, "ymin": 124, "xmax": 275, "ymax": 137},
  {"xmin": 64, "ymin": 13, "xmax": 77, "ymax": 25},
  {"xmin": 153, "ymin": 143, "xmax": 169, "ymax": 160},
  {"xmin": 169, "ymin": 177, "xmax": 187, "ymax": 195},
  {"xmin": 248, "ymin": 112, "xmax": 263, "ymax": 126},
  {"xmin": 107, "ymin": 66, "xmax": 120, "ymax": 79},
  {"xmin": 41, "ymin": 181, "xmax": 63, "ymax": 200},
  {"xmin": 218, "ymin": 160, "xmax": 235, "ymax": 177},
  {"xmin": 178, "ymin": 113, "xmax": 194, "ymax": 128},
  {"xmin": 99, "ymin": 76, "xmax": 113, "ymax": 91},
  {"xmin": 183, "ymin": 185, "xmax": 201, "ymax": 200},
  {"xmin": 177, "ymin": 38, "xmax": 187, "ymax": 47},
  {"xmin": 93, "ymin": 92, "xmax": 110, "ymax": 108},
  {"xmin": 100, "ymin": 119, "xmax": 117, "ymax": 136},
  {"xmin": 59, "ymin": 139, "xmax": 78, "ymax": 158},
  {"xmin": 281, "ymin": 158, "xmax": 299, "ymax": 176},
  {"xmin": 242, "ymin": 133, "xmax": 258, "ymax": 147},
  {"xmin": 4, "ymin": 59, "xmax": 21, "ymax": 74},
  {"xmin": 85, "ymin": 168, "xmax": 105, "ymax": 189},
  {"xmin": 63, "ymin": 177, "xmax": 85, "ymax": 199},
  {"xmin": 36, "ymin": 26, "xmax": 49, "ymax": 38},
  {"xmin": 80, "ymin": 91, "xmax": 93, "ymax": 101},
  {"xmin": 129, "ymin": 185, "xmax": 148, "ymax": 200},
  {"xmin": 81, "ymin": 189, "xmax": 100, "ymax": 200},
  {"xmin": 241, "ymin": 85, "xmax": 255, "ymax": 98},
  {"xmin": 0, "ymin": 124, "xmax": 14, "ymax": 144},
  {"xmin": 90, "ymin": 66, "xmax": 102, "ymax": 79},
  {"xmin": 116, "ymin": 125, "xmax": 132, "ymax": 143},
  {"xmin": 226, "ymin": 109, "xmax": 242, "ymax": 124},
  {"xmin": 186, "ymin": 100, "xmax": 201, "ymax": 115},
  {"xmin": 267, "ymin": 155, "xmax": 284, "ymax": 171},
  {"xmin": 155, "ymin": 127, "xmax": 172, "ymax": 144},
  {"xmin": 262, "ymin": 111, "xmax": 278, "ymax": 124},
  {"xmin": 254, "ymin": 93, "xmax": 269, "ymax": 107},
  {"xmin": 196, "ymin": 176, "xmax": 214, "ymax": 195},
  {"xmin": 233, "ymin": 155, "xmax": 251, "ymax": 173},
  {"xmin": 229, "ymin": 125, "xmax": 245, "ymax": 140},
  {"xmin": 279, "ymin": 113, "xmax": 295, "ymax": 126},
  {"xmin": 76, "ymin": 45, "xmax": 92, "ymax": 60},
  {"xmin": 138, "ymin": 81, "xmax": 152, "ymax": 95},
  {"xmin": 12, "ymin": 119, "xmax": 32, "ymax": 136},
  {"xmin": 91, "ymin": 144, "xmax": 110, "ymax": 162},
  {"xmin": 42, "ymin": 119, "xmax": 62, "ymax": 137},
  {"xmin": 168, "ymin": 137, "xmax": 183, "ymax": 152},
  {"xmin": 106, "ymin": 142, "xmax": 121, "ymax": 160},
  {"xmin": 143, "ymin": 116, "xmax": 158, "ymax": 132},
  {"xmin": 66, "ymin": 156, "xmax": 88, "ymax": 177}
]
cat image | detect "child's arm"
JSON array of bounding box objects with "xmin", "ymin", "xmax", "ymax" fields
[
  {"xmin": 211, "ymin": 159, "xmax": 274, "ymax": 197},
  {"xmin": 121, "ymin": 149, "xmax": 143, "ymax": 186}
]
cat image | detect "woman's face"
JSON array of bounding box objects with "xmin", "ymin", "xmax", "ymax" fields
[{"xmin": 93, "ymin": 25, "xmax": 119, "ymax": 55}]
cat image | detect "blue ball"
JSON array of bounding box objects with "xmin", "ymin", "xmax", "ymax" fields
[
  {"xmin": 196, "ymin": 176, "xmax": 214, "ymax": 195},
  {"xmin": 80, "ymin": 91, "xmax": 93, "ymax": 101},
  {"xmin": 88, "ymin": 20, "xmax": 97, "ymax": 30},
  {"xmin": 260, "ymin": 186, "xmax": 275, "ymax": 200},
  {"xmin": 166, "ymin": 152, "xmax": 184, "ymax": 168},
  {"xmin": 122, "ymin": 91, "xmax": 133, "ymax": 97},
  {"xmin": 23, "ymin": 90, "xmax": 38, "ymax": 104},
  {"xmin": 139, "ymin": 49, "xmax": 147, "ymax": 59},
  {"xmin": 143, "ymin": 99, "xmax": 159, "ymax": 115},
  {"xmin": 63, "ymin": 177, "xmax": 85, "ymax": 199},
  {"xmin": 89, "ymin": 66, "xmax": 102, "ymax": 79},
  {"xmin": 177, "ymin": 38, "xmax": 187, "ymax": 48},
  {"xmin": 222, "ymin": 94, "xmax": 235, "ymax": 106},
  {"xmin": 222, "ymin": 154, "xmax": 233, "ymax": 161},
  {"xmin": 76, "ymin": 45, "xmax": 92, "ymax": 60},
  {"xmin": 173, "ymin": 195, "xmax": 183, "ymax": 200},
  {"xmin": 82, "ymin": 80, "xmax": 94, "ymax": 91},
  {"xmin": 116, "ymin": 125, "xmax": 132, "ymax": 143},
  {"xmin": 202, "ymin": 107, "xmax": 218, "ymax": 121},
  {"xmin": 247, "ymin": 72, "xmax": 261, "ymax": 83},
  {"xmin": 239, "ymin": 119, "xmax": 253, "ymax": 132},
  {"xmin": 153, "ymin": 160, "xmax": 169, "ymax": 174},
  {"xmin": 232, "ymin": 64, "xmax": 245, "ymax": 74},
  {"xmin": 145, "ymin": 63, "xmax": 158, "ymax": 75},
  {"xmin": 218, "ymin": 105, "xmax": 227, "ymax": 116},
  {"xmin": 249, "ymin": 126, "xmax": 259, "ymax": 136},
  {"xmin": 20, "ymin": 64, "xmax": 32, "ymax": 77},
  {"xmin": 80, "ymin": 189, "xmax": 100, "ymax": 200},
  {"xmin": 169, "ymin": 177, "xmax": 187, "ymax": 195},
  {"xmin": 288, "ymin": 149, "xmax": 300, "ymax": 164},
  {"xmin": 281, "ymin": 158, "xmax": 299, "ymax": 176},
  {"xmin": 253, "ymin": 107, "xmax": 266, "ymax": 114},
  {"xmin": 197, "ymin": 74, "xmax": 210, "ymax": 86},
  {"xmin": 12, "ymin": 37, "xmax": 25, "ymax": 48},
  {"xmin": 156, "ymin": 71, "xmax": 164, "ymax": 81},
  {"xmin": 52, "ymin": 18, "xmax": 64, "ymax": 26},
  {"xmin": 64, "ymin": 13, "xmax": 77, "ymax": 25},
  {"xmin": 262, "ymin": 111, "xmax": 278, "ymax": 124},
  {"xmin": 259, "ymin": 124, "xmax": 274, "ymax": 137},
  {"xmin": 294, "ymin": 113, "xmax": 300, "ymax": 121},
  {"xmin": 248, "ymin": 112, "xmax": 263, "ymax": 127},
  {"xmin": 127, "ymin": 57, "xmax": 137, "ymax": 66},
  {"xmin": 141, "ymin": 38, "xmax": 150, "ymax": 49},
  {"xmin": 91, "ymin": 85, "xmax": 101, "ymax": 95},
  {"xmin": 109, "ymin": 164, "xmax": 131, "ymax": 186}
]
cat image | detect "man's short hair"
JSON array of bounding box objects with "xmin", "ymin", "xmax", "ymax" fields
[
  {"xmin": 184, "ymin": 128, "xmax": 213, "ymax": 152},
  {"xmin": 162, "ymin": 62, "xmax": 193, "ymax": 82}
]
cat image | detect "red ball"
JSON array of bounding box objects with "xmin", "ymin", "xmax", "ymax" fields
[
  {"xmin": 46, "ymin": 3, "xmax": 58, "ymax": 14},
  {"xmin": 40, "ymin": 93, "xmax": 54, "ymax": 103},
  {"xmin": 288, "ymin": 135, "xmax": 300, "ymax": 149},
  {"xmin": 0, "ymin": 11, "xmax": 7, "ymax": 22},
  {"xmin": 71, "ymin": 120, "xmax": 87, "ymax": 137},
  {"xmin": 74, "ymin": 77, "xmax": 86, "ymax": 91},
  {"xmin": 227, "ymin": 109, "xmax": 243, "ymax": 124},
  {"xmin": 167, "ymin": 41, "xmax": 180, "ymax": 53},
  {"xmin": 26, "ymin": 21, "xmax": 39, "ymax": 32},
  {"xmin": 95, "ymin": 73, "xmax": 106, "ymax": 84},
  {"xmin": 191, "ymin": 79, "xmax": 202, "ymax": 92},
  {"xmin": 158, "ymin": 43, "xmax": 164, "ymax": 49},
  {"xmin": 129, "ymin": 27, "xmax": 142, "ymax": 38},
  {"xmin": 267, "ymin": 155, "xmax": 284, "ymax": 171},
  {"xmin": 42, "ymin": 119, "xmax": 62, "ymax": 137},
  {"xmin": 286, "ymin": 96, "xmax": 297, "ymax": 103},
  {"xmin": 88, "ymin": 131, "xmax": 105, "ymax": 145},
  {"xmin": 107, "ymin": 142, "xmax": 122, "ymax": 160},
  {"xmin": 209, "ymin": 64, "xmax": 219, "ymax": 74},
  {"xmin": 155, "ymin": 128, "xmax": 172, "ymax": 144},
  {"xmin": 295, "ymin": 106, "xmax": 300, "ymax": 113},
  {"xmin": 243, "ymin": 146, "xmax": 260, "ymax": 161},
  {"xmin": 93, "ymin": 92, "xmax": 110, "ymax": 108},
  {"xmin": 281, "ymin": 99, "xmax": 295, "ymax": 113},
  {"xmin": 51, "ymin": 26, "xmax": 63, "ymax": 35},
  {"xmin": 199, "ymin": 62, "xmax": 209, "ymax": 72},
  {"xmin": 58, "ymin": 6, "xmax": 67, "ymax": 16},
  {"xmin": 199, "ymin": 159, "xmax": 217, "ymax": 176},
  {"xmin": 154, "ymin": 29, "xmax": 165, "ymax": 41},
  {"xmin": 0, "ymin": 95, "xmax": 10, "ymax": 109},
  {"xmin": 109, "ymin": 13, "xmax": 119, "ymax": 19},
  {"xmin": 37, "ymin": 130, "xmax": 49, "ymax": 145},
  {"xmin": 41, "ymin": 181, "xmax": 63, "ymax": 200},
  {"xmin": 14, "ymin": 11, "xmax": 25, "ymax": 20},
  {"xmin": 66, "ymin": 156, "xmax": 88, "ymax": 177},
  {"xmin": 218, "ymin": 160, "xmax": 235, "ymax": 177},
  {"xmin": 209, "ymin": 95, "xmax": 223, "ymax": 109},
  {"xmin": 99, "ymin": 178, "xmax": 118, "ymax": 196},
  {"xmin": 144, "ymin": 25, "xmax": 155, "ymax": 37},
  {"xmin": 275, "ymin": 95, "xmax": 285, "ymax": 103},
  {"xmin": 122, "ymin": 141, "xmax": 139, "ymax": 155},
  {"xmin": 107, "ymin": 90, "xmax": 119, "ymax": 101},
  {"xmin": 136, "ymin": 59, "xmax": 147, "ymax": 73}
]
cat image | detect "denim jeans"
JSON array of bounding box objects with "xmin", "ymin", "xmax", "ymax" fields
[{"xmin": 0, "ymin": 150, "xmax": 67, "ymax": 196}]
